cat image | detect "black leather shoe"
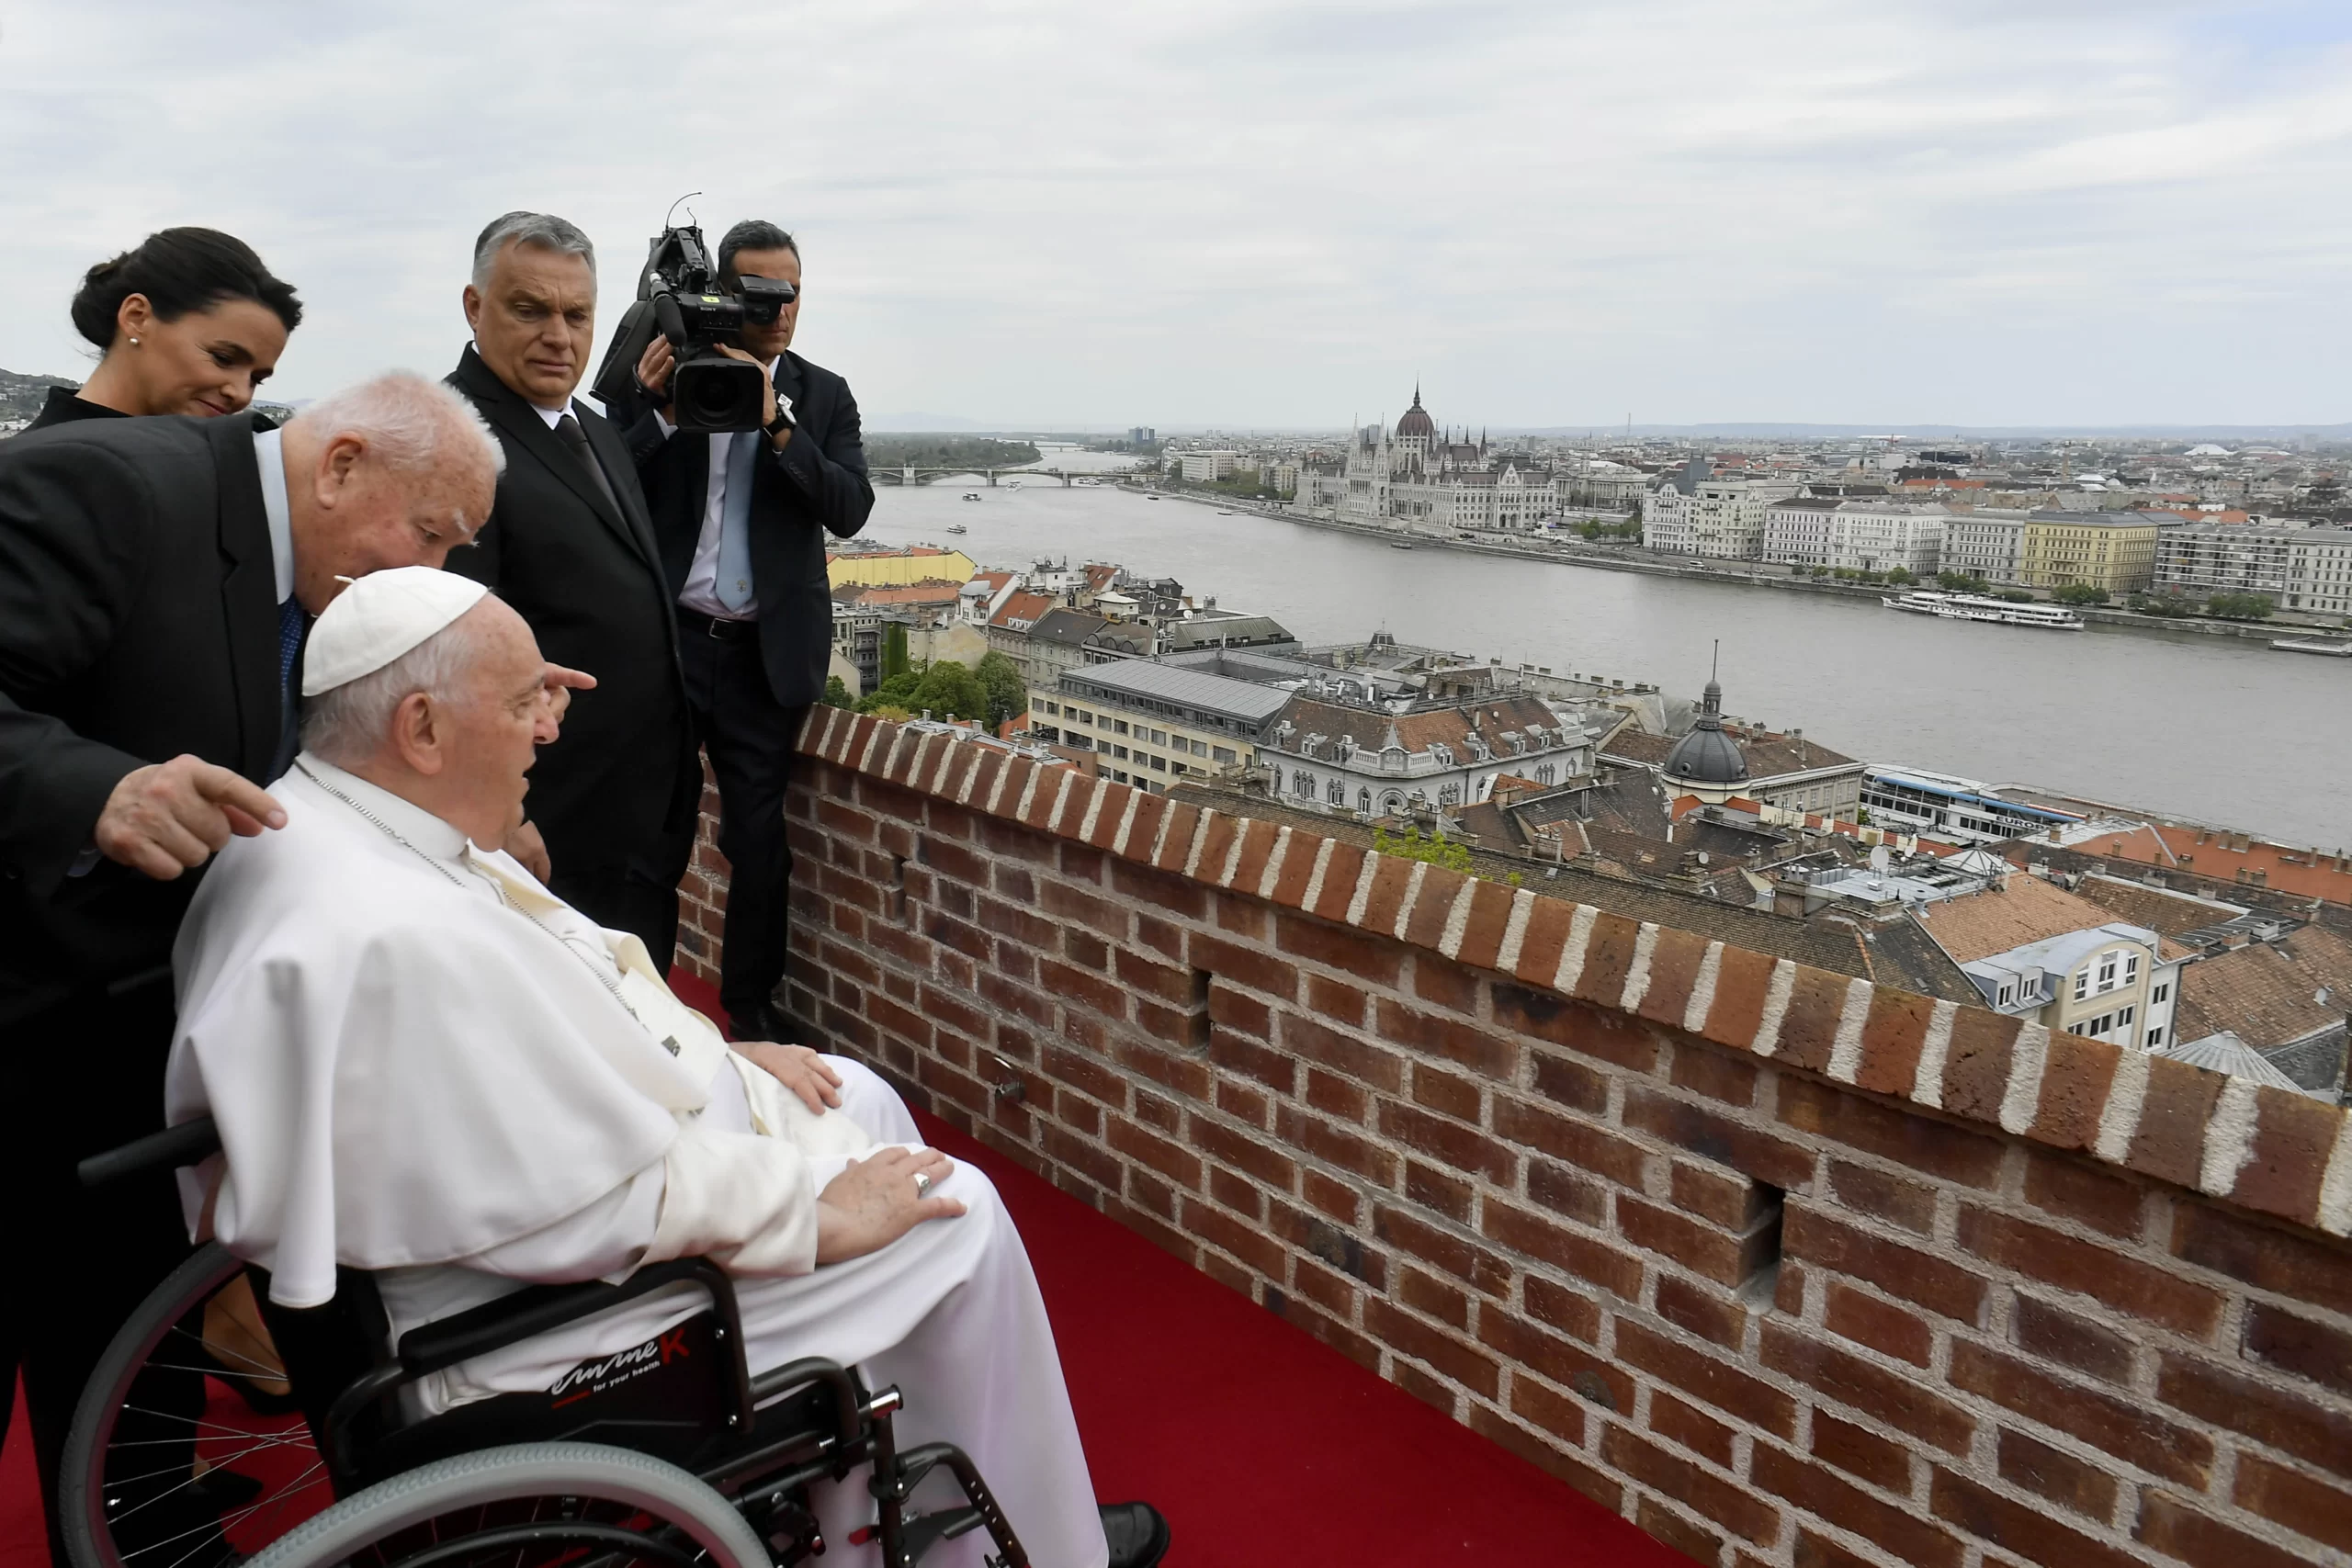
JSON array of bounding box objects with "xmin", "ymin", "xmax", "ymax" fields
[
  {"xmin": 727, "ymin": 1000, "xmax": 793, "ymax": 1043},
  {"xmin": 1100, "ymin": 1502, "xmax": 1170, "ymax": 1568}
]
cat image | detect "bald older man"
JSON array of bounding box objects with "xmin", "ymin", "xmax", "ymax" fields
[
  {"xmin": 0, "ymin": 373, "xmax": 514, "ymax": 1531},
  {"xmin": 168, "ymin": 570, "xmax": 1168, "ymax": 1568}
]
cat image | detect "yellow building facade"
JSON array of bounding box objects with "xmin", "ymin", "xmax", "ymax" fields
[
  {"xmin": 826, "ymin": 547, "xmax": 978, "ymax": 590},
  {"xmin": 2018, "ymin": 517, "xmax": 2156, "ymax": 594}
]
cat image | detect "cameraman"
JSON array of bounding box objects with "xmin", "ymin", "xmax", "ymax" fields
[{"xmin": 618, "ymin": 221, "xmax": 873, "ymax": 1043}]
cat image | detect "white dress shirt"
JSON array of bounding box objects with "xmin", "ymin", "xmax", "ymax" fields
[{"xmin": 252, "ymin": 429, "xmax": 297, "ymax": 604}]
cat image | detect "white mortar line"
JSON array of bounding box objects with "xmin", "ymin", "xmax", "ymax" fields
[
  {"xmin": 1494, "ymin": 889, "xmax": 1536, "ymax": 976},
  {"xmin": 1998, "ymin": 1024, "xmax": 2051, "ymax": 1136},
  {"xmin": 1182, "ymin": 810, "xmax": 1217, "ymax": 878},
  {"xmin": 1619, "ymin": 923, "xmax": 1660, "ymax": 1012},
  {"xmin": 2094, "ymin": 1047, "xmax": 2151, "ymax": 1165},
  {"xmin": 1217, "ymin": 822, "xmax": 1250, "ymax": 887},
  {"xmin": 1012, "ymin": 763, "xmax": 1045, "ymax": 821},
  {"xmin": 1681, "ymin": 942, "xmax": 1724, "ymax": 1035},
  {"xmin": 879, "ymin": 731, "xmax": 908, "ymax": 779},
  {"xmin": 2198, "ymin": 1077, "xmax": 2264, "ymax": 1198},
  {"xmin": 2317, "ymin": 1115, "xmax": 2352, "ymax": 1236},
  {"xmin": 810, "ymin": 706, "xmax": 841, "ymax": 756},
  {"xmin": 1751, "ymin": 960, "xmax": 1797, "ymax": 1058},
  {"xmin": 1257, "ymin": 827, "xmax": 1294, "ymax": 899},
  {"xmin": 1343, "ymin": 852, "xmax": 1380, "ymax": 926},
  {"xmin": 984, "ymin": 756, "xmax": 1016, "ymax": 815},
  {"xmin": 955, "ymin": 750, "xmax": 986, "ymax": 806},
  {"xmin": 928, "ymin": 739, "xmax": 958, "ymax": 795},
  {"xmin": 1825, "ymin": 978, "xmax": 1875, "ymax": 1084},
  {"xmin": 1301, "ymin": 838, "xmax": 1337, "ymax": 912},
  {"xmin": 1078, "ymin": 778, "xmax": 1113, "ymax": 840},
  {"xmin": 1148, "ymin": 801, "xmax": 1179, "ymax": 864},
  {"xmin": 1438, "ymin": 879, "xmax": 1480, "ymax": 960},
  {"xmin": 1046, "ymin": 770, "xmax": 1077, "ymax": 831},
  {"xmin": 1108, "ymin": 791, "xmax": 1142, "ymax": 856},
  {"xmin": 1552, "ymin": 905, "xmax": 1598, "ymax": 995},
  {"xmin": 855, "ymin": 721, "xmax": 885, "ymax": 773},
  {"xmin": 1911, "ymin": 1001, "xmax": 1958, "ymax": 1110},
  {"xmin": 1392, "ymin": 861, "xmax": 1430, "ymax": 941}
]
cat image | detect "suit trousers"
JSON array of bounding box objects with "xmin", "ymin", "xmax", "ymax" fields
[
  {"xmin": 677, "ymin": 614, "xmax": 809, "ymax": 1021},
  {"xmin": 3, "ymin": 976, "xmax": 198, "ymax": 1562}
]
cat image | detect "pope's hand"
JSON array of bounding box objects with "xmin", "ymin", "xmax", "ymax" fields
[
  {"xmin": 96, "ymin": 755, "xmax": 287, "ymax": 880},
  {"xmin": 735, "ymin": 1042, "xmax": 842, "ymax": 1115},
  {"xmin": 504, "ymin": 820, "xmax": 552, "ymax": 883},
  {"xmin": 541, "ymin": 664, "xmax": 595, "ymax": 731},
  {"xmin": 815, "ymin": 1146, "xmax": 964, "ymax": 1264}
]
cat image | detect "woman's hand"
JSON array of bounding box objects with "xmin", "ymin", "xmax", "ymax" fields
[{"xmin": 735, "ymin": 1041, "xmax": 843, "ymax": 1115}]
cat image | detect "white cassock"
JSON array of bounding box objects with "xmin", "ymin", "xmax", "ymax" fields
[{"xmin": 167, "ymin": 756, "xmax": 1108, "ymax": 1568}]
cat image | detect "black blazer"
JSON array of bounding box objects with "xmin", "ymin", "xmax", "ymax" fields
[
  {"xmin": 444, "ymin": 346, "xmax": 697, "ymax": 886},
  {"xmin": 0, "ymin": 415, "xmax": 286, "ymax": 1021},
  {"xmin": 616, "ymin": 351, "xmax": 874, "ymax": 707}
]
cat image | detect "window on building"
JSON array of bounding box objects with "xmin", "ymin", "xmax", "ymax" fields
[
  {"xmin": 2152, "ymin": 982, "xmax": 2168, "ymax": 1005},
  {"xmin": 1112, "ymin": 745, "xmax": 1128, "ymax": 761},
  {"xmin": 2097, "ymin": 953, "xmax": 2118, "ymax": 992},
  {"xmin": 1114, "ymin": 720, "xmax": 1129, "ymax": 736},
  {"xmin": 1038, "ymin": 700, "xmax": 1059, "ymax": 716},
  {"xmin": 2145, "ymin": 1025, "xmax": 2164, "ymax": 1046},
  {"xmin": 1149, "ymin": 755, "xmax": 1167, "ymax": 772},
  {"xmin": 1149, "ymin": 728, "xmax": 1168, "ymax": 746},
  {"xmin": 1996, "ymin": 983, "xmax": 2014, "ymax": 1006},
  {"xmin": 1190, "ymin": 739, "xmax": 1208, "ymax": 757},
  {"xmin": 2123, "ymin": 953, "xmax": 2140, "ymax": 986},
  {"xmin": 1213, "ymin": 746, "xmax": 1237, "ymax": 763},
  {"xmin": 1328, "ymin": 778, "xmax": 1346, "ymax": 806},
  {"xmin": 2118, "ymin": 1005, "xmax": 2135, "ymax": 1028},
  {"xmin": 1358, "ymin": 788, "xmax": 1373, "ymax": 814},
  {"xmin": 2074, "ymin": 969, "xmax": 2089, "ymax": 1001}
]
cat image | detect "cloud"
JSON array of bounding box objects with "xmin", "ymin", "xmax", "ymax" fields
[{"xmin": 1, "ymin": 0, "xmax": 2346, "ymax": 426}]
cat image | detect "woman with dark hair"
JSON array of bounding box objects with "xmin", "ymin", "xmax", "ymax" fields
[{"xmin": 28, "ymin": 226, "xmax": 303, "ymax": 431}]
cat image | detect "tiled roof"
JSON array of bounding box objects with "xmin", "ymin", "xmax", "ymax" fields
[
  {"xmin": 856, "ymin": 580, "xmax": 966, "ymax": 606},
  {"xmin": 1278, "ymin": 694, "xmax": 1578, "ymax": 762},
  {"xmin": 1911, "ymin": 873, "xmax": 2147, "ymax": 964},
  {"xmin": 989, "ymin": 591, "xmax": 1055, "ymax": 629},
  {"xmin": 1603, "ymin": 725, "xmax": 1856, "ymax": 781},
  {"xmin": 1031, "ymin": 607, "xmax": 1113, "ymax": 647},
  {"xmin": 2083, "ymin": 825, "xmax": 2352, "ymax": 908},
  {"xmin": 2173, "ymin": 926, "xmax": 2352, "ymax": 1051},
  {"xmin": 2071, "ymin": 874, "xmax": 2245, "ymax": 938}
]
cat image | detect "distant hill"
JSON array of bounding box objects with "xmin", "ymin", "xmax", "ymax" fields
[
  {"xmin": 865, "ymin": 435, "xmax": 1042, "ymax": 470},
  {"xmin": 1, "ymin": 367, "xmax": 78, "ymax": 424},
  {"xmin": 1501, "ymin": 421, "xmax": 2352, "ymax": 441}
]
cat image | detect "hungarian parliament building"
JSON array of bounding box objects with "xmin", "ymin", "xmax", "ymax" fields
[{"xmin": 1293, "ymin": 389, "xmax": 1646, "ymax": 530}]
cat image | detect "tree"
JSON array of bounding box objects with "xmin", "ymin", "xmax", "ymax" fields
[
  {"xmin": 909, "ymin": 659, "xmax": 988, "ymax": 722},
  {"xmin": 879, "ymin": 624, "xmax": 911, "ymax": 682},
  {"xmin": 2053, "ymin": 583, "xmax": 2109, "ymax": 606},
  {"xmin": 1936, "ymin": 570, "xmax": 1991, "ymax": 592},
  {"xmin": 976, "ymin": 652, "xmax": 1027, "ymax": 730},
  {"xmin": 1372, "ymin": 825, "xmax": 1474, "ymax": 873},
  {"xmin": 2206, "ymin": 592, "xmax": 2276, "ymax": 621},
  {"xmin": 820, "ymin": 674, "xmax": 854, "ymax": 709},
  {"xmin": 1884, "ymin": 568, "xmax": 1916, "ymax": 587}
]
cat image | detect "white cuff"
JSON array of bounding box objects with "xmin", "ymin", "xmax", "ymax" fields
[{"xmin": 645, "ymin": 1122, "xmax": 819, "ymax": 1276}]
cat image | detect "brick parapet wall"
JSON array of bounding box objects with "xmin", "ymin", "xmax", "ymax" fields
[{"xmin": 690, "ymin": 710, "xmax": 2352, "ymax": 1568}]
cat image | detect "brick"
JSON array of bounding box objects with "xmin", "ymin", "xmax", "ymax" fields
[
  {"xmin": 1652, "ymin": 1389, "xmax": 1737, "ymax": 1467},
  {"xmin": 1287, "ymin": 1105, "xmax": 1400, "ymax": 1189},
  {"xmin": 1956, "ymin": 1207, "xmax": 2222, "ymax": 1337},
  {"xmin": 1404, "ymin": 1159, "xmax": 1475, "ymax": 1222},
  {"xmin": 1996, "ymin": 1427, "xmax": 2118, "ymax": 1523},
  {"xmin": 1824, "ymin": 1280, "xmax": 1931, "ymax": 1367},
  {"xmin": 1226, "ymin": 818, "xmax": 1280, "ymax": 892},
  {"xmin": 1378, "ymin": 1100, "xmax": 1517, "ymax": 1183},
  {"xmin": 2233, "ymin": 1085, "xmax": 2342, "ymax": 1223},
  {"xmin": 1928, "ymin": 1469, "xmax": 2139, "ymax": 1568},
  {"xmin": 1810, "ymin": 1412, "xmax": 1909, "ymax": 1493},
  {"xmin": 1761, "ymin": 1322, "xmax": 1973, "ymax": 1455},
  {"xmin": 1531, "ymin": 1052, "xmax": 1609, "ymax": 1115},
  {"xmin": 1396, "ymin": 1264, "xmax": 1469, "ymax": 1329},
  {"xmin": 1206, "ymin": 982, "xmax": 1272, "ymax": 1040},
  {"xmin": 2245, "ymin": 1302, "xmax": 2352, "ymax": 1401},
  {"xmin": 1673, "ymin": 1162, "xmax": 1770, "ymax": 1229},
  {"xmin": 2127, "ymin": 1053, "xmax": 2223, "ymax": 1191},
  {"xmin": 1301, "ymin": 1168, "xmax": 1359, "ymax": 1225},
  {"xmin": 1505, "ymin": 897, "xmax": 1576, "ymax": 991},
  {"xmin": 1303, "ymin": 840, "xmax": 1368, "ymax": 923},
  {"xmin": 1354, "ymin": 853, "xmax": 1419, "ymax": 933},
  {"xmin": 1208, "ymin": 1166, "xmax": 1262, "ymax": 1220},
  {"xmin": 1304, "ymin": 973, "xmax": 1365, "ymax": 1027},
  {"xmin": 1481, "ymin": 1201, "xmax": 1644, "ymax": 1298},
  {"xmin": 1851, "ymin": 987, "xmax": 1937, "ymax": 1100},
  {"xmin": 1187, "ymin": 930, "xmax": 1295, "ymax": 1002},
  {"xmin": 2031, "ymin": 1030, "xmax": 2123, "ymax": 1154},
  {"xmin": 2022, "ymin": 1148, "xmax": 2145, "ymax": 1241},
  {"xmin": 1208, "ymin": 1027, "xmax": 1297, "ymax": 1096},
  {"xmin": 1278, "ymin": 1010, "xmax": 1406, "ymax": 1093},
  {"xmin": 1106, "ymin": 1118, "xmax": 1204, "ymax": 1191},
  {"xmin": 2136, "ymin": 1491, "xmax": 2313, "ymax": 1568},
  {"xmin": 1495, "ymin": 1099, "xmax": 1649, "ymax": 1186},
  {"xmin": 1108, "ymin": 857, "xmax": 1205, "ymax": 920},
  {"xmin": 1566, "ymin": 910, "xmax": 1642, "ymax": 1010},
  {"xmin": 1112, "ymin": 1036, "xmax": 1211, "ymax": 1100},
  {"xmin": 1825, "ymin": 1160, "xmax": 1937, "ymax": 1235},
  {"xmin": 1615, "ymin": 1320, "xmax": 1797, "ymax": 1438},
  {"xmin": 1772, "ymin": 966, "xmax": 1859, "ymax": 1077},
  {"xmin": 2172, "ymin": 1202, "xmax": 2352, "ymax": 1317},
  {"xmin": 1264, "ymin": 1290, "xmax": 1380, "ymax": 1374},
  {"xmin": 1465, "ymin": 1406, "xmax": 1622, "ymax": 1511},
  {"xmin": 1388, "ymin": 1359, "xmax": 1458, "ymax": 1420},
  {"xmin": 1491, "ymin": 983, "xmax": 1660, "ymax": 1073},
  {"xmin": 1193, "ymin": 1117, "xmax": 1297, "ymax": 1193},
  {"xmin": 1749, "ymin": 1447, "xmax": 1962, "ymax": 1568},
  {"xmin": 1619, "ymin": 1196, "xmax": 1764, "ymax": 1288},
  {"xmin": 1776, "ymin": 1076, "xmax": 2005, "ymax": 1188},
  {"xmin": 1656, "ymin": 1274, "xmax": 1746, "ymax": 1348},
  {"xmin": 1523, "ymin": 1275, "xmax": 1601, "ymax": 1342},
  {"xmin": 1182, "ymin": 1196, "xmax": 1287, "ymax": 1280},
  {"xmin": 1276, "ymin": 911, "xmax": 1404, "ymax": 987},
  {"xmin": 1526, "ymin": 1160, "xmax": 1606, "ymax": 1225},
  {"xmin": 1602, "ymin": 1426, "xmax": 1780, "ymax": 1545},
  {"xmin": 1949, "ymin": 1340, "xmax": 2210, "ymax": 1486},
  {"xmin": 1790, "ymin": 1529, "xmax": 1887, "ymax": 1568},
  {"xmin": 1451, "ymin": 879, "xmax": 1519, "ymax": 973},
  {"xmin": 2157, "ymin": 1355, "xmax": 2352, "ymax": 1480},
  {"xmin": 1410, "ymin": 1064, "xmax": 1483, "ymax": 1122},
  {"xmin": 1112, "ymin": 947, "xmax": 1200, "ymax": 1008},
  {"xmin": 1633, "ymin": 1498, "xmax": 1724, "ymax": 1567},
  {"xmin": 1363, "ymin": 1295, "xmax": 1499, "ymax": 1397},
  {"xmin": 1036, "ymin": 955, "xmax": 1129, "ymax": 1021},
  {"xmin": 1782, "ymin": 1205, "xmax": 1985, "ymax": 1325},
  {"xmin": 1374, "ymin": 998, "xmax": 1517, "ymax": 1080},
  {"xmin": 1373, "ymin": 1205, "xmax": 1510, "ymax": 1296},
  {"xmin": 1476, "ymin": 1311, "xmax": 1633, "ymax": 1413},
  {"xmin": 2233, "ymin": 1453, "xmax": 2352, "ymax": 1554},
  {"xmin": 1304, "ymin": 1066, "xmax": 1369, "ymax": 1124},
  {"xmin": 1410, "ymin": 953, "xmax": 1480, "ymax": 1014},
  {"xmin": 2011, "ymin": 1293, "xmax": 2133, "ymax": 1384},
  {"xmin": 1670, "ymin": 1043, "xmax": 1759, "ymax": 1107},
  {"xmin": 1623, "ymin": 1087, "xmax": 1816, "ymax": 1190}
]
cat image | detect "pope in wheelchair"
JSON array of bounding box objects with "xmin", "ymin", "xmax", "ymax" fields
[{"xmin": 161, "ymin": 569, "xmax": 1168, "ymax": 1568}]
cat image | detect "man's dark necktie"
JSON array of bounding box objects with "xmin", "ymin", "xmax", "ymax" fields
[
  {"xmin": 555, "ymin": 412, "xmax": 622, "ymax": 514},
  {"xmin": 273, "ymin": 594, "xmax": 307, "ymax": 779}
]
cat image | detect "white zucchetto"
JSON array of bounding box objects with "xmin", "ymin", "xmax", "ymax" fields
[{"xmin": 301, "ymin": 567, "xmax": 488, "ymax": 697}]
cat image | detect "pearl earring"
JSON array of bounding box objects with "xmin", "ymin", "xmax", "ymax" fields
[{"xmin": 129, "ymin": 336, "xmax": 141, "ymax": 346}]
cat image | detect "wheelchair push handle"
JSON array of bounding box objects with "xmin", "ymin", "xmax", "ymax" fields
[{"xmin": 78, "ymin": 1115, "xmax": 220, "ymax": 1190}]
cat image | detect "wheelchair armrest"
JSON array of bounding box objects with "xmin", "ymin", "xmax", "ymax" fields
[
  {"xmin": 395, "ymin": 1257, "xmax": 744, "ymax": 1377},
  {"xmin": 78, "ymin": 1116, "xmax": 220, "ymax": 1189}
]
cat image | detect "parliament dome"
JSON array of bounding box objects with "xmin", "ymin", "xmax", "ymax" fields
[
  {"xmin": 1664, "ymin": 680, "xmax": 1749, "ymax": 785},
  {"xmin": 1396, "ymin": 387, "xmax": 1434, "ymax": 440}
]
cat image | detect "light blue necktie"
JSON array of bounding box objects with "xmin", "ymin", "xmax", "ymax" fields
[{"xmin": 717, "ymin": 433, "xmax": 758, "ymax": 614}]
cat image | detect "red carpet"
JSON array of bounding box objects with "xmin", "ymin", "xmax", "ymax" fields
[{"xmin": 0, "ymin": 974, "xmax": 1688, "ymax": 1567}]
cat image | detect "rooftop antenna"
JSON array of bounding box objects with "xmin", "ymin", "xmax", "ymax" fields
[{"xmin": 1711, "ymin": 639, "xmax": 1720, "ymax": 683}]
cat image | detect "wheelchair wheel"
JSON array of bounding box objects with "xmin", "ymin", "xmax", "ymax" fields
[
  {"xmin": 61, "ymin": 1241, "xmax": 329, "ymax": 1568},
  {"xmin": 240, "ymin": 1442, "xmax": 768, "ymax": 1568}
]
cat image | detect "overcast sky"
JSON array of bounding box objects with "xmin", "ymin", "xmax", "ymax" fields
[{"xmin": 3, "ymin": 1, "xmax": 2346, "ymax": 428}]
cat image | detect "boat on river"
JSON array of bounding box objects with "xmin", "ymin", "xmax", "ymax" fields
[
  {"xmin": 2271, "ymin": 637, "xmax": 2352, "ymax": 657},
  {"xmin": 1882, "ymin": 591, "xmax": 2085, "ymax": 630},
  {"xmin": 944, "ymin": 524, "xmax": 967, "ymax": 535}
]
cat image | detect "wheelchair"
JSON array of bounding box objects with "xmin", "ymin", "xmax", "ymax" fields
[{"xmin": 62, "ymin": 1118, "xmax": 1030, "ymax": 1568}]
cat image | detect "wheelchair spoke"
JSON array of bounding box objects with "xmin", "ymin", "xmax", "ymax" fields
[{"xmin": 159, "ymin": 1323, "xmax": 287, "ymax": 1381}]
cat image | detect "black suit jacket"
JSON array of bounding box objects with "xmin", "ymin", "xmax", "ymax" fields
[
  {"xmin": 0, "ymin": 416, "xmax": 286, "ymax": 1021},
  {"xmin": 445, "ymin": 346, "xmax": 697, "ymax": 887},
  {"xmin": 616, "ymin": 351, "xmax": 874, "ymax": 707}
]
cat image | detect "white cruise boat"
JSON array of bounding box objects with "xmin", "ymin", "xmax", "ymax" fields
[{"xmin": 1881, "ymin": 591, "xmax": 2085, "ymax": 630}]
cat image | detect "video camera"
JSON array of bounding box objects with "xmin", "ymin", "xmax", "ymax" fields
[{"xmin": 592, "ymin": 218, "xmax": 795, "ymax": 434}]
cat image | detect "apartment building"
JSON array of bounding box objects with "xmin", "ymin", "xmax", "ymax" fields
[
  {"xmin": 2018, "ymin": 513, "xmax": 2157, "ymax": 594},
  {"xmin": 1031, "ymin": 660, "xmax": 1288, "ymax": 793}
]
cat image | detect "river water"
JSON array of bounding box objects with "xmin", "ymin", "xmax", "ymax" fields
[{"xmin": 858, "ymin": 453, "xmax": 2348, "ymax": 852}]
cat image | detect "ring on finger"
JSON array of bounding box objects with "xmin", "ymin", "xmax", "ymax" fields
[{"xmin": 913, "ymin": 1172, "xmax": 933, "ymax": 1198}]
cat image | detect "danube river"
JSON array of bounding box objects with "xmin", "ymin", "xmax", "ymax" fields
[{"xmin": 859, "ymin": 462, "xmax": 2348, "ymax": 852}]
